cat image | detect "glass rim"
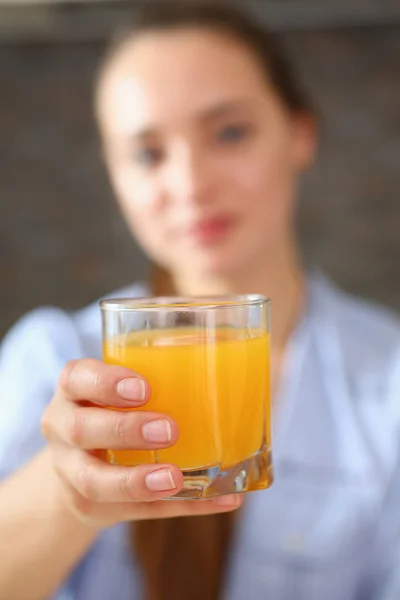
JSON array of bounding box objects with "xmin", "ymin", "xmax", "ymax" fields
[{"xmin": 99, "ymin": 294, "xmax": 270, "ymax": 312}]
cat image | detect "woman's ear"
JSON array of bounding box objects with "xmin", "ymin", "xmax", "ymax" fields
[{"xmin": 291, "ymin": 113, "xmax": 318, "ymax": 171}]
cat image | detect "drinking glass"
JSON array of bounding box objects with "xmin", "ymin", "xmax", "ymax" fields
[{"xmin": 100, "ymin": 295, "xmax": 272, "ymax": 499}]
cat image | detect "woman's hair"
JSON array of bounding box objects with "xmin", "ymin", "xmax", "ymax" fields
[{"xmin": 98, "ymin": 3, "xmax": 312, "ymax": 599}]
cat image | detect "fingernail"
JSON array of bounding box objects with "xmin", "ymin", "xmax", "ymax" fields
[
  {"xmin": 146, "ymin": 468, "xmax": 176, "ymax": 492},
  {"xmin": 142, "ymin": 419, "xmax": 172, "ymax": 444},
  {"xmin": 117, "ymin": 378, "xmax": 146, "ymax": 402},
  {"xmin": 213, "ymin": 494, "xmax": 240, "ymax": 508}
]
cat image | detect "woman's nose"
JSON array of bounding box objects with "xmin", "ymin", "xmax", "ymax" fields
[{"xmin": 164, "ymin": 146, "xmax": 215, "ymax": 208}]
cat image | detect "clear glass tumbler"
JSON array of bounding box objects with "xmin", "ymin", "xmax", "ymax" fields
[{"xmin": 100, "ymin": 295, "xmax": 272, "ymax": 499}]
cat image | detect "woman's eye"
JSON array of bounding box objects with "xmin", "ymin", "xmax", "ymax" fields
[
  {"xmin": 217, "ymin": 124, "xmax": 249, "ymax": 144},
  {"xmin": 134, "ymin": 147, "xmax": 163, "ymax": 168}
]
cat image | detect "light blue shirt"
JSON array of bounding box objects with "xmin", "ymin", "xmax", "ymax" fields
[{"xmin": 1, "ymin": 271, "xmax": 400, "ymax": 600}]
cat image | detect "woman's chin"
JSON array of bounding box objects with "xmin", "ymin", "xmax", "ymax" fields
[{"xmin": 184, "ymin": 249, "xmax": 246, "ymax": 280}]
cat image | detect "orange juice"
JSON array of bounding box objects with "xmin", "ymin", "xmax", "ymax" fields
[{"xmin": 103, "ymin": 328, "xmax": 270, "ymax": 470}]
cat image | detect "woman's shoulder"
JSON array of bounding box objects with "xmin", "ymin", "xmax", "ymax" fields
[
  {"xmin": 311, "ymin": 272, "xmax": 400, "ymax": 475},
  {"xmin": 1, "ymin": 281, "xmax": 148, "ymax": 362},
  {"xmin": 312, "ymin": 271, "xmax": 400, "ymax": 360},
  {"xmin": 0, "ymin": 280, "xmax": 149, "ymax": 405},
  {"xmin": 311, "ymin": 271, "xmax": 400, "ymax": 410}
]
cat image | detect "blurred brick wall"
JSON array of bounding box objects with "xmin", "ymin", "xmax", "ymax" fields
[{"xmin": 1, "ymin": 25, "xmax": 399, "ymax": 337}]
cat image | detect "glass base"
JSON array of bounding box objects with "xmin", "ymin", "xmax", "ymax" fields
[{"xmin": 165, "ymin": 444, "xmax": 273, "ymax": 500}]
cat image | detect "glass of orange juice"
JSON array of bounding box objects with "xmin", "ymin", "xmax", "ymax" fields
[{"xmin": 100, "ymin": 295, "xmax": 272, "ymax": 499}]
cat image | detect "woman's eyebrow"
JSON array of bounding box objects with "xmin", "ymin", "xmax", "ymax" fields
[
  {"xmin": 118, "ymin": 98, "xmax": 254, "ymax": 143},
  {"xmin": 197, "ymin": 98, "xmax": 254, "ymax": 123}
]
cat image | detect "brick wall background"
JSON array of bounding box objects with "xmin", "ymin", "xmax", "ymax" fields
[{"xmin": 1, "ymin": 24, "xmax": 399, "ymax": 337}]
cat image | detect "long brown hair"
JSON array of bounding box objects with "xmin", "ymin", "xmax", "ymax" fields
[{"xmin": 97, "ymin": 2, "xmax": 312, "ymax": 598}]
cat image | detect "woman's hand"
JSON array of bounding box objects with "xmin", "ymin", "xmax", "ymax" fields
[{"xmin": 41, "ymin": 359, "xmax": 241, "ymax": 529}]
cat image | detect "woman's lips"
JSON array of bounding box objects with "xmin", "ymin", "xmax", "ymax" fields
[{"xmin": 185, "ymin": 216, "xmax": 234, "ymax": 245}]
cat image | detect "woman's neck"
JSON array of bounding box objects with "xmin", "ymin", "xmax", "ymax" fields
[{"xmin": 172, "ymin": 240, "xmax": 306, "ymax": 353}]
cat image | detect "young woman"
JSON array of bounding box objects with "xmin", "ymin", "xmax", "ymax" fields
[{"xmin": 1, "ymin": 3, "xmax": 400, "ymax": 600}]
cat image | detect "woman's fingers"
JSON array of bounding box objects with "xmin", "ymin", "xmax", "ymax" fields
[
  {"xmin": 56, "ymin": 448, "xmax": 243, "ymax": 511},
  {"xmin": 44, "ymin": 402, "xmax": 178, "ymax": 451},
  {"xmin": 67, "ymin": 487, "xmax": 242, "ymax": 525},
  {"xmin": 58, "ymin": 359, "xmax": 150, "ymax": 408},
  {"xmin": 59, "ymin": 460, "xmax": 242, "ymax": 523},
  {"xmin": 57, "ymin": 449, "xmax": 183, "ymax": 503}
]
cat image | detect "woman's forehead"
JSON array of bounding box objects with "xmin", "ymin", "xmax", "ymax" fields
[{"xmin": 97, "ymin": 28, "xmax": 271, "ymax": 135}]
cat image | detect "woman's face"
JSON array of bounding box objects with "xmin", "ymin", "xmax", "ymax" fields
[{"xmin": 98, "ymin": 28, "xmax": 316, "ymax": 278}]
